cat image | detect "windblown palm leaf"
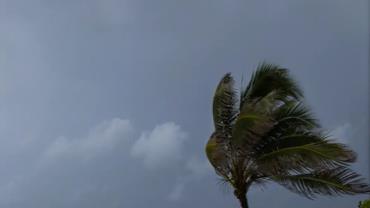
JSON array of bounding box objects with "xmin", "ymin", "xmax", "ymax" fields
[
  {"xmin": 274, "ymin": 167, "xmax": 370, "ymax": 199},
  {"xmin": 255, "ymin": 134, "xmax": 356, "ymax": 175},
  {"xmin": 240, "ymin": 63, "xmax": 303, "ymax": 109},
  {"xmin": 212, "ymin": 73, "xmax": 238, "ymax": 139},
  {"xmin": 206, "ymin": 63, "xmax": 370, "ymax": 208}
]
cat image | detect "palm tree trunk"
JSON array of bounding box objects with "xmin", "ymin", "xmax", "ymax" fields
[
  {"xmin": 237, "ymin": 195, "xmax": 248, "ymax": 208},
  {"xmin": 235, "ymin": 190, "xmax": 249, "ymax": 208}
]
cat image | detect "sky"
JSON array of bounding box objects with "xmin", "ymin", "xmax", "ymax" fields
[{"xmin": 0, "ymin": 0, "xmax": 368, "ymax": 207}]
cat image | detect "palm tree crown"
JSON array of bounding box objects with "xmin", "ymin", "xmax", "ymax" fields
[{"xmin": 206, "ymin": 63, "xmax": 370, "ymax": 208}]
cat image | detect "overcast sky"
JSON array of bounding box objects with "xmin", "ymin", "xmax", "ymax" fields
[{"xmin": 0, "ymin": 0, "xmax": 368, "ymax": 207}]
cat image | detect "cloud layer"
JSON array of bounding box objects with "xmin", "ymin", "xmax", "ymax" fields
[
  {"xmin": 331, "ymin": 123, "xmax": 352, "ymax": 144},
  {"xmin": 131, "ymin": 122, "xmax": 187, "ymax": 168},
  {"xmin": 0, "ymin": 118, "xmax": 211, "ymax": 207},
  {"xmin": 43, "ymin": 118, "xmax": 133, "ymax": 161}
]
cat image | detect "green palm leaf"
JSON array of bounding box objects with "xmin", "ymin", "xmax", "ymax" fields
[
  {"xmin": 213, "ymin": 73, "xmax": 238, "ymax": 140},
  {"xmin": 274, "ymin": 167, "xmax": 370, "ymax": 199},
  {"xmin": 255, "ymin": 133, "xmax": 356, "ymax": 174},
  {"xmin": 273, "ymin": 101, "xmax": 320, "ymax": 129},
  {"xmin": 240, "ymin": 63, "xmax": 303, "ymax": 110}
]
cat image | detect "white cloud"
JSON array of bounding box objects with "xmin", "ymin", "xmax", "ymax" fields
[
  {"xmin": 331, "ymin": 123, "xmax": 352, "ymax": 144},
  {"xmin": 40, "ymin": 119, "xmax": 205, "ymax": 203},
  {"xmin": 185, "ymin": 157, "xmax": 212, "ymax": 177},
  {"xmin": 130, "ymin": 122, "xmax": 187, "ymax": 168},
  {"xmin": 166, "ymin": 157, "xmax": 212, "ymax": 201},
  {"xmin": 44, "ymin": 118, "xmax": 133, "ymax": 161},
  {"xmin": 167, "ymin": 182, "xmax": 185, "ymax": 201}
]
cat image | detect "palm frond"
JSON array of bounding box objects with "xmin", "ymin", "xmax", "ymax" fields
[
  {"xmin": 231, "ymin": 111, "xmax": 274, "ymax": 152},
  {"xmin": 273, "ymin": 167, "xmax": 370, "ymax": 199},
  {"xmin": 240, "ymin": 63, "xmax": 303, "ymax": 110},
  {"xmin": 250, "ymin": 101, "xmax": 321, "ymax": 158},
  {"xmin": 236, "ymin": 99, "xmax": 322, "ymax": 163},
  {"xmin": 273, "ymin": 101, "xmax": 320, "ymax": 130},
  {"xmin": 232, "ymin": 91, "xmax": 281, "ymax": 150},
  {"xmin": 255, "ymin": 133, "xmax": 356, "ymax": 174},
  {"xmin": 213, "ymin": 73, "xmax": 238, "ymax": 139}
]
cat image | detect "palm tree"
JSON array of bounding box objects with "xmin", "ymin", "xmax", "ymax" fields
[
  {"xmin": 359, "ymin": 199, "xmax": 370, "ymax": 208},
  {"xmin": 205, "ymin": 63, "xmax": 370, "ymax": 208}
]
